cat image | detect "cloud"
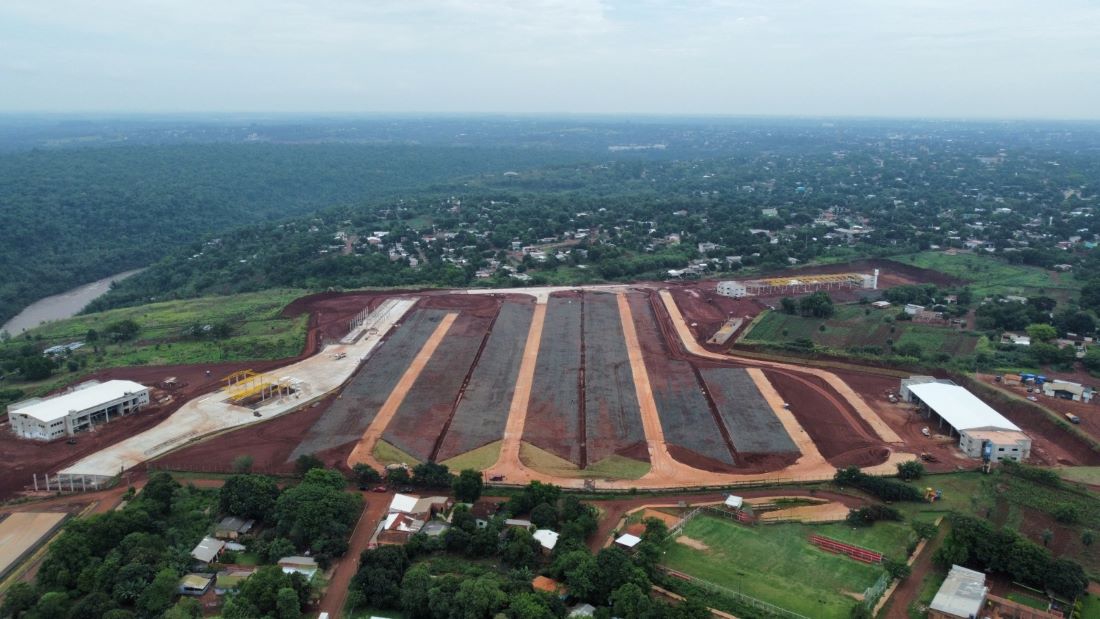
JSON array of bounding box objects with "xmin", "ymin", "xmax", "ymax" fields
[{"xmin": 0, "ymin": 0, "xmax": 1097, "ymax": 117}]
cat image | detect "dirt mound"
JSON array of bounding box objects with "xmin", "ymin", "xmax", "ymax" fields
[
  {"xmin": 828, "ymin": 446, "xmax": 891, "ymax": 468},
  {"xmin": 616, "ymin": 441, "xmax": 651, "ymax": 463},
  {"xmin": 666, "ymin": 444, "xmax": 739, "ymax": 473}
]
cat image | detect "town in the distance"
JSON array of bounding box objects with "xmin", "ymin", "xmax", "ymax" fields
[{"xmin": 3, "ymin": 115, "xmax": 1100, "ymax": 619}]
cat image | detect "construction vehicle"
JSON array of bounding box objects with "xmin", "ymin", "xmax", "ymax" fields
[
  {"xmin": 921, "ymin": 426, "xmax": 931, "ymax": 437},
  {"xmin": 919, "ymin": 452, "xmax": 939, "ymax": 463}
]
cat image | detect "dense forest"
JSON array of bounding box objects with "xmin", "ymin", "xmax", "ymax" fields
[
  {"xmin": 4, "ymin": 117, "xmax": 1100, "ymax": 326},
  {"xmin": 0, "ymin": 142, "xmax": 581, "ymax": 326}
]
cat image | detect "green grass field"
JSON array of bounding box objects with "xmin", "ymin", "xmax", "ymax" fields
[
  {"xmin": 893, "ymin": 251, "xmax": 1081, "ymax": 300},
  {"xmin": 1007, "ymin": 591, "xmax": 1050, "ymax": 611},
  {"xmin": 1079, "ymin": 594, "xmax": 1100, "ymax": 619},
  {"xmin": 519, "ymin": 442, "xmax": 650, "ymax": 480},
  {"xmin": 1, "ymin": 289, "xmax": 308, "ymax": 396},
  {"xmin": 1057, "ymin": 466, "xmax": 1100, "ymax": 486},
  {"xmin": 742, "ymin": 304, "xmax": 979, "ymax": 356},
  {"xmin": 440, "ymin": 441, "xmax": 502, "ymax": 471},
  {"xmin": 662, "ymin": 516, "xmax": 895, "ymax": 619}
]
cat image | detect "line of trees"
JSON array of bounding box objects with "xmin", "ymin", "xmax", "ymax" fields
[{"xmin": 935, "ymin": 514, "xmax": 1087, "ymax": 599}]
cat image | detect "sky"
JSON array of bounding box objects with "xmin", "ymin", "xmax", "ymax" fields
[{"xmin": 1, "ymin": 0, "xmax": 1098, "ymax": 119}]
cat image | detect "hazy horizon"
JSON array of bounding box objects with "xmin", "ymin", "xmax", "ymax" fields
[{"xmin": 2, "ymin": 1, "xmax": 1099, "ymax": 120}]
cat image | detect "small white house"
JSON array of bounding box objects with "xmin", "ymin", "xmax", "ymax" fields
[
  {"xmin": 533, "ymin": 529, "xmax": 559, "ymax": 553},
  {"xmin": 614, "ymin": 533, "xmax": 642, "ymax": 550}
]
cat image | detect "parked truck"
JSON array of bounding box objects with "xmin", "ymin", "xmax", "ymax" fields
[{"xmin": 1066, "ymin": 413, "xmax": 1081, "ymax": 424}]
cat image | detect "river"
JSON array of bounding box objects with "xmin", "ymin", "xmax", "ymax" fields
[{"xmin": 2, "ymin": 269, "xmax": 145, "ymax": 336}]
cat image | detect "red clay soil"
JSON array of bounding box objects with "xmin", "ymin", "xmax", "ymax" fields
[
  {"xmin": 0, "ymin": 358, "xmax": 318, "ymax": 500},
  {"xmin": 382, "ymin": 309, "xmax": 496, "ymax": 461},
  {"xmin": 760, "ymin": 258, "xmax": 964, "ymax": 288},
  {"xmin": 666, "ymin": 287, "xmax": 765, "ymax": 354},
  {"xmin": 152, "ymin": 393, "xmax": 337, "ymax": 476},
  {"xmin": 762, "ymin": 369, "xmax": 884, "ymax": 464},
  {"xmin": 158, "ymin": 293, "xmax": 509, "ymax": 476},
  {"xmin": 317, "ymin": 489, "xmax": 396, "ymax": 618},
  {"xmin": 883, "ymin": 521, "xmax": 949, "ymax": 619}
]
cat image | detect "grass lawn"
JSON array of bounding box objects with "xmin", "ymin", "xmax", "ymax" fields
[
  {"xmin": 662, "ymin": 516, "xmax": 888, "ymax": 619},
  {"xmin": 1080, "ymin": 594, "xmax": 1100, "ymax": 619},
  {"xmin": 374, "ymin": 440, "xmax": 421, "ymax": 467},
  {"xmin": 1007, "ymin": 591, "xmax": 1050, "ymax": 611},
  {"xmin": 1056, "ymin": 466, "xmax": 1100, "ymax": 486},
  {"xmin": 233, "ymin": 552, "xmax": 262, "ymax": 566},
  {"xmin": 441, "ymin": 441, "xmax": 502, "ymax": 471},
  {"xmin": 519, "ymin": 442, "xmax": 650, "ymax": 480},
  {"xmin": 811, "ymin": 521, "xmax": 915, "ymax": 559},
  {"xmin": 742, "ymin": 304, "xmax": 978, "ymax": 356},
  {"xmin": 893, "ymin": 251, "xmax": 1081, "ymax": 300},
  {"xmin": 1, "ymin": 289, "xmax": 309, "ymax": 396}
]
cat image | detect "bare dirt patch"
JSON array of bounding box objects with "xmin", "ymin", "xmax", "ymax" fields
[{"xmin": 676, "ymin": 535, "xmax": 710, "ymax": 551}]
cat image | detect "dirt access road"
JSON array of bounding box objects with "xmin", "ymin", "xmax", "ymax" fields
[
  {"xmin": 316, "ymin": 490, "xmax": 394, "ymax": 618},
  {"xmin": 657, "ymin": 290, "xmax": 903, "ymax": 444}
]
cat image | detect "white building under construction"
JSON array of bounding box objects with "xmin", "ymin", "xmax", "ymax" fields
[
  {"xmin": 7, "ymin": 380, "xmax": 149, "ymax": 441},
  {"xmin": 717, "ymin": 269, "xmax": 879, "ymax": 298},
  {"xmin": 900, "ymin": 376, "xmax": 1030, "ymax": 463}
]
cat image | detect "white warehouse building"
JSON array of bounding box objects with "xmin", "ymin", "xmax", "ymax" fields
[
  {"xmin": 900, "ymin": 377, "xmax": 1030, "ymax": 463},
  {"xmin": 7, "ymin": 380, "xmax": 150, "ymax": 441}
]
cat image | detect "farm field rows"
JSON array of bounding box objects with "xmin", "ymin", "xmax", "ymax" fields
[{"xmin": 894, "ymin": 251, "xmax": 1082, "ymax": 299}]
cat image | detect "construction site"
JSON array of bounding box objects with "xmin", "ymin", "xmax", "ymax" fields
[
  {"xmin": 6, "ymin": 260, "xmax": 1098, "ymax": 497},
  {"xmin": 717, "ymin": 269, "xmax": 879, "ymax": 298}
]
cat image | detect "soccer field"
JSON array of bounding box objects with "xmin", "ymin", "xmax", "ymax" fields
[{"xmin": 662, "ymin": 515, "xmax": 895, "ymax": 619}]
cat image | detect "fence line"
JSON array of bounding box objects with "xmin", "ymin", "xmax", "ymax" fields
[
  {"xmin": 658, "ymin": 567, "xmax": 810, "ymax": 619},
  {"xmin": 148, "ymin": 463, "xmax": 293, "ymax": 477},
  {"xmin": 862, "ymin": 571, "xmax": 891, "ymax": 611},
  {"xmin": 668, "ymin": 506, "xmax": 702, "ymax": 537}
]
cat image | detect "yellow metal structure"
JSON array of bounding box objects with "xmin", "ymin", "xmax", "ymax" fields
[
  {"xmin": 223, "ymin": 370, "xmax": 296, "ymax": 404},
  {"xmin": 753, "ymin": 273, "xmax": 864, "ymax": 287}
]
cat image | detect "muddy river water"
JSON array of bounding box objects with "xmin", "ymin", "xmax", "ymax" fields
[{"xmin": 2, "ymin": 269, "xmax": 144, "ymax": 335}]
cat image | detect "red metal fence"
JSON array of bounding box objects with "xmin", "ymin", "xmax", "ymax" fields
[{"xmin": 808, "ymin": 534, "xmax": 883, "ymax": 564}]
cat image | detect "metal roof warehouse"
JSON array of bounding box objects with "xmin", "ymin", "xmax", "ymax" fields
[
  {"xmin": 905, "ymin": 382, "xmax": 1020, "ymax": 432},
  {"xmin": 900, "ymin": 378, "xmax": 1030, "ymax": 463},
  {"xmin": 6, "ymin": 380, "xmax": 150, "ymax": 441}
]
